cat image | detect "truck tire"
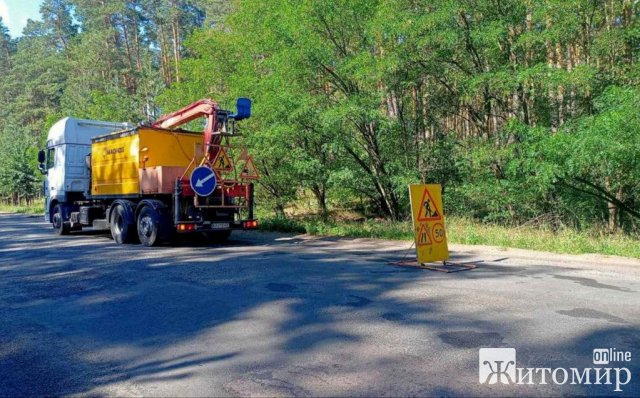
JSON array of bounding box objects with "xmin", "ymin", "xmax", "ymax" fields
[
  {"xmin": 110, "ymin": 204, "xmax": 136, "ymax": 244},
  {"xmin": 201, "ymin": 230, "xmax": 232, "ymax": 243},
  {"xmin": 137, "ymin": 206, "xmax": 162, "ymax": 247},
  {"xmin": 52, "ymin": 204, "xmax": 70, "ymax": 235}
]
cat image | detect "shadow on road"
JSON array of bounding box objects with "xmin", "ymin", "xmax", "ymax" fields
[{"xmin": 0, "ymin": 214, "xmax": 637, "ymax": 396}]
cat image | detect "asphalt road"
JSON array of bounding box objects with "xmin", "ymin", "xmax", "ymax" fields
[{"xmin": 0, "ymin": 213, "xmax": 639, "ymax": 397}]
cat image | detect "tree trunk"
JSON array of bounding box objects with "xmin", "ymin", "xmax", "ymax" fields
[
  {"xmin": 311, "ymin": 184, "xmax": 328, "ymax": 220},
  {"xmin": 606, "ymin": 182, "xmax": 624, "ymax": 233},
  {"xmin": 132, "ymin": 10, "xmax": 142, "ymax": 72},
  {"xmin": 271, "ymin": 202, "xmax": 285, "ymax": 218},
  {"xmin": 608, "ymin": 201, "xmax": 618, "ymax": 233},
  {"xmin": 555, "ymin": 42, "xmax": 565, "ymax": 126},
  {"xmin": 158, "ymin": 24, "xmax": 172, "ymax": 85},
  {"xmin": 171, "ymin": 8, "xmax": 181, "ymax": 83},
  {"xmin": 121, "ymin": 20, "xmax": 136, "ymax": 93},
  {"xmin": 545, "ymin": 15, "xmax": 557, "ymax": 132}
]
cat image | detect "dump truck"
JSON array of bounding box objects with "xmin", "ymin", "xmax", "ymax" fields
[{"xmin": 37, "ymin": 98, "xmax": 258, "ymax": 246}]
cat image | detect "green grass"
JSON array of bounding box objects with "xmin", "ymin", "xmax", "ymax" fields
[
  {"xmin": 259, "ymin": 215, "xmax": 640, "ymax": 259},
  {"xmin": 1, "ymin": 200, "xmax": 637, "ymax": 258},
  {"xmin": 0, "ymin": 199, "xmax": 43, "ymax": 215}
]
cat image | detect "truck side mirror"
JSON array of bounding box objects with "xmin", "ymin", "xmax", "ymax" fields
[{"xmin": 37, "ymin": 149, "xmax": 47, "ymax": 175}]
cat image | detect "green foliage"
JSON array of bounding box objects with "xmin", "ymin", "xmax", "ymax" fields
[
  {"xmin": 541, "ymin": 86, "xmax": 640, "ymax": 231},
  {"xmin": 0, "ymin": 126, "xmax": 42, "ymax": 202},
  {"xmin": 0, "ymin": 0, "xmax": 211, "ymax": 203},
  {"xmin": 1, "ymin": 0, "xmax": 639, "ymax": 249},
  {"xmin": 257, "ymin": 214, "xmax": 640, "ymax": 259}
]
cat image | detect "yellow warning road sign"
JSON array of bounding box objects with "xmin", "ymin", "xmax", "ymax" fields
[
  {"xmin": 239, "ymin": 157, "xmax": 259, "ymax": 179},
  {"xmin": 417, "ymin": 187, "xmax": 442, "ymax": 221},
  {"xmin": 409, "ymin": 184, "xmax": 448, "ymax": 263},
  {"xmin": 212, "ymin": 148, "xmax": 233, "ymax": 172},
  {"xmin": 416, "ymin": 223, "xmax": 432, "ymax": 246}
]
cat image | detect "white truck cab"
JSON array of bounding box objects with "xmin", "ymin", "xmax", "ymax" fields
[{"xmin": 39, "ymin": 118, "xmax": 132, "ymax": 224}]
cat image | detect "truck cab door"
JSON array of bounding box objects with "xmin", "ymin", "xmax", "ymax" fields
[{"xmin": 44, "ymin": 147, "xmax": 56, "ymax": 221}]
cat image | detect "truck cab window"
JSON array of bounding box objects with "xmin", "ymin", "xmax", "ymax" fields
[{"xmin": 46, "ymin": 148, "xmax": 55, "ymax": 169}]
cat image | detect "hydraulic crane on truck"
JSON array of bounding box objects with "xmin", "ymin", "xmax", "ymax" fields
[
  {"xmin": 152, "ymin": 98, "xmax": 244, "ymax": 162},
  {"xmin": 151, "ymin": 97, "xmax": 260, "ymax": 234}
]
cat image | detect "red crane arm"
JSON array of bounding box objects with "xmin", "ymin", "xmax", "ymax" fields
[
  {"xmin": 151, "ymin": 98, "xmax": 222, "ymax": 161},
  {"xmin": 151, "ymin": 98, "xmax": 218, "ymax": 130}
]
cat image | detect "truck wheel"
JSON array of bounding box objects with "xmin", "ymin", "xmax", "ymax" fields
[
  {"xmin": 52, "ymin": 204, "xmax": 70, "ymax": 235},
  {"xmin": 137, "ymin": 206, "xmax": 162, "ymax": 247},
  {"xmin": 110, "ymin": 205, "xmax": 136, "ymax": 244},
  {"xmin": 202, "ymin": 230, "xmax": 232, "ymax": 243}
]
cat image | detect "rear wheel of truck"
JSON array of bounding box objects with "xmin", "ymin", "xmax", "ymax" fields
[
  {"xmin": 110, "ymin": 204, "xmax": 136, "ymax": 244},
  {"xmin": 52, "ymin": 204, "xmax": 70, "ymax": 235},
  {"xmin": 137, "ymin": 206, "xmax": 163, "ymax": 247}
]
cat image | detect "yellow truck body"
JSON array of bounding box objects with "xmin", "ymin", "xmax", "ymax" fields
[{"xmin": 91, "ymin": 127, "xmax": 202, "ymax": 196}]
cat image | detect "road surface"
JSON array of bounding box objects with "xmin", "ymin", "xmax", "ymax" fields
[{"xmin": 0, "ymin": 213, "xmax": 638, "ymax": 396}]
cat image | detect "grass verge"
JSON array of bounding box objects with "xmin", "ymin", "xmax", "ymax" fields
[
  {"xmin": 259, "ymin": 215, "xmax": 640, "ymax": 259},
  {"xmin": 1, "ymin": 202, "xmax": 637, "ymax": 258},
  {"xmin": 0, "ymin": 200, "xmax": 43, "ymax": 215}
]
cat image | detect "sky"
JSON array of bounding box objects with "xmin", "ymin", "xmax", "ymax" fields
[{"xmin": 0, "ymin": 0, "xmax": 43, "ymax": 37}]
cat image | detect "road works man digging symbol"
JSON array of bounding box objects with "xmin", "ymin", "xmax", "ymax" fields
[
  {"xmin": 409, "ymin": 184, "xmax": 449, "ymax": 263},
  {"xmin": 212, "ymin": 147, "xmax": 233, "ymax": 172},
  {"xmin": 417, "ymin": 187, "xmax": 442, "ymax": 221}
]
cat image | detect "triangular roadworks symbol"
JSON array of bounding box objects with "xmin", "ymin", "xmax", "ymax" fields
[
  {"xmin": 416, "ymin": 223, "xmax": 432, "ymax": 246},
  {"xmin": 239, "ymin": 157, "xmax": 259, "ymax": 179},
  {"xmin": 417, "ymin": 187, "xmax": 442, "ymax": 222},
  {"xmin": 212, "ymin": 147, "xmax": 233, "ymax": 172}
]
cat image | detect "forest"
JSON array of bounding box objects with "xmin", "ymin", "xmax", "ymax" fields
[{"xmin": 0, "ymin": 0, "xmax": 638, "ymax": 236}]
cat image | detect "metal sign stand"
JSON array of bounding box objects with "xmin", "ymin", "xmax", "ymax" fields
[
  {"xmin": 390, "ymin": 259, "xmax": 479, "ymax": 273},
  {"xmin": 389, "ymin": 243, "xmax": 481, "ymax": 273}
]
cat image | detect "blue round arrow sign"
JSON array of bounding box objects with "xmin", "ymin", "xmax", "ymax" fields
[{"xmin": 190, "ymin": 166, "xmax": 217, "ymax": 196}]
